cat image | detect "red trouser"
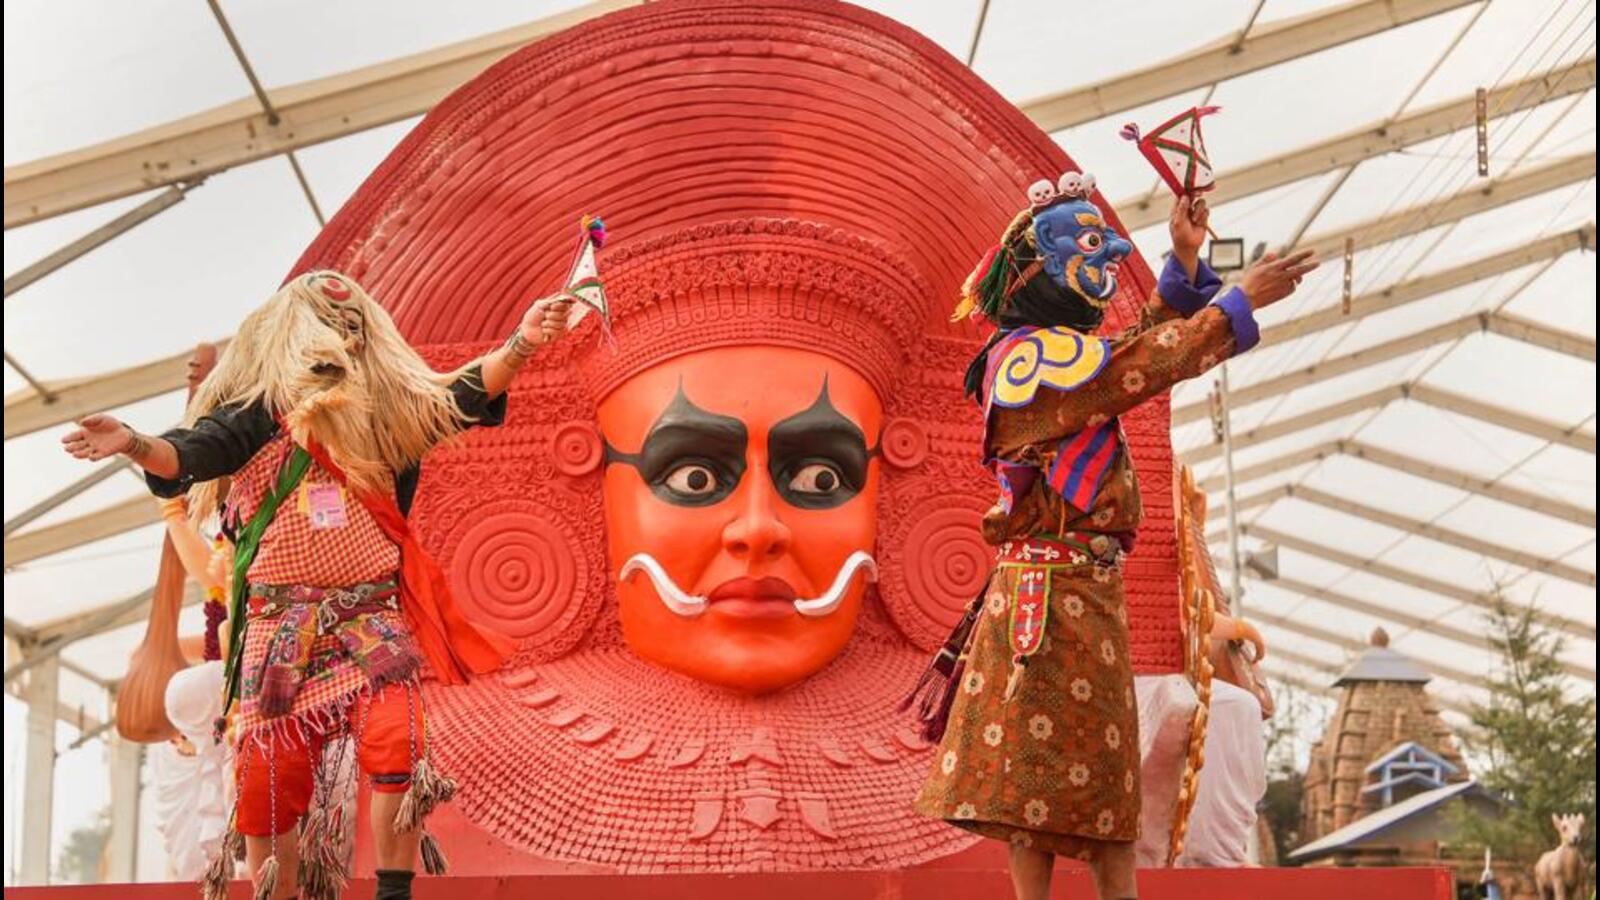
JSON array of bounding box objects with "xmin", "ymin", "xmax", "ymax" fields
[{"xmin": 234, "ymin": 682, "xmax": 425, "ymax": 837}]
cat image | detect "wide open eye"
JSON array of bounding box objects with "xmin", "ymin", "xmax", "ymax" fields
[
  {"xmin": 788, "ymin": 462, "xmax": 844, "ymax": 497},
  {"xmin": 662, "ymin": 462, "xmax": 722, "ymax": 499},
  {"xmin": 1076, "ymin": 231, "xmax": 1104, "ymax": 253}
]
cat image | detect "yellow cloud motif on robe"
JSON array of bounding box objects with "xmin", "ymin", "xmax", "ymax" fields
[{"xmin": 991, "ymin": 327, "xmax": 1111, "ymax": 409}]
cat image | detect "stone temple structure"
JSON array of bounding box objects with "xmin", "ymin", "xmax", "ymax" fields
[{"xmin": 1300, "ymin": 627, "xmax": 1470, "ymax": 841}]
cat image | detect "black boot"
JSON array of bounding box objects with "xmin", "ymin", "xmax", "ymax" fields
[{"xmin": 375, "ymin": 868, "xmax": 415, "ymax": 900}]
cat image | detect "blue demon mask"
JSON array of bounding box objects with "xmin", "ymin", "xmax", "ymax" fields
[{"xmin": 1032, "ymin": 199, "xmax": 1134, "ymax": 303}]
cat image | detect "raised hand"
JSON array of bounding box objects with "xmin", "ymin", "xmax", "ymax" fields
[
  {"xmin": 1239, "ymin": 249, "xmax": 1318, "ymax": 310},
  {"xmin": 61, "ymin": 414, "xmax": 138, "ymax": 462},
  {"xmin": 1168, "ymin": 195, "xmax": 1210, "ymax": 270},
  {"xmin": 518, "ymin": 294, "xmax": 576, "ymax": 348}
]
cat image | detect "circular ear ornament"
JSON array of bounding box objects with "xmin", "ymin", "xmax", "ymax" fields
[
  {"xmin": 550, "ymin": 421, "xmax": 604, "ymax": 477},
  {"xmin": 445, "ymin": 499, "xmax": 592, "ymax": 648},
  {"xmin": 880, "ymin": 418, "xmax": 930, "ymax": 470},
  {"xmin": 877, "ymin": 492, "xmax": 994, "ymax": 649}
]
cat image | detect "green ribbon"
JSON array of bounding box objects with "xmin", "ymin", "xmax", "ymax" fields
[{"xmin": 221, "ymin": 447, "xmax": 313, "ymax": 713}]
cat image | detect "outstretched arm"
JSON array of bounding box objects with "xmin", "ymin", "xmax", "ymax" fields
[
  {"xmin": 986, "ymin": 248, "xmax": 1317, "ymax": 455},
  {"xmin": 62, "ymin": 402, "xmax": 276, "ymax": 495},
  {"xmin": 62, "ymin": 415, "xmax": 182, "ymax": 479},
  {"xmin": 479, "ymin": 294, "xmax": 575, "ymax": 397},
  {"xmin": 1051, "ymin": 248, "xmax": 1317, "ymax": 434}
]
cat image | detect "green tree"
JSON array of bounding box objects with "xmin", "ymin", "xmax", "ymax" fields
[
  {"xmin": 1260, "ymin": 682, "xmax": 1330, "ymax": 863},
  {"xmin": 53, "ymin": 807, "xmax": 111, "ymax": 884},
  {"xmin": 1452, "ymin": 596, "xmax": 1596, "ymax": 868}
]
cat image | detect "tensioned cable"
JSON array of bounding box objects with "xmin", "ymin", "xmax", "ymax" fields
[
  {"xmin": 1223, "ymin": 0, "xmax": 1593, "ymax": 404},
  {"xmin": 1210, "ymin": 3, "xmax": 1597, "ymax": 671},
  {"xmin": 1198, "ymin": 5, "xmax": 1597, "ymax": 506}
]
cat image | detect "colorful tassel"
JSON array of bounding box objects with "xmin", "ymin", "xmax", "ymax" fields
[
  {"xmin": 1119, "ymin": 123, "xmax": 1141, "ymax": 141},
  {"xmin": 199, "ymin": 844, "xmax": 234, "ymax": 900},
  {"xmin": 301, "ymin": 806, "xmax": 327, "ymax": 848},
  {"xmin": 296, "ymin": 801, "xmax": 351, "ymax": 900},
  {"xmin": 580, "ymin": 214, "xmax": 608, "ymax": 249},
  {"xmin": 973, "ymin": 244, "xmax": 1014, "ymax": 321},
  {"xmin": 953, "ymin": 245, "xmax": 1004, "ymax": 321},
  {"xmin": 420, "ymin": 830, "xmax": 450, "ymax": 876},
  {"xmin": 297, "ymin": 839, "xmax": 350, "ymax": 900},
  {"xmin": 901, "ymin": 582, "xmax": 988, "ymax": 741},
  {"xmin": 394, "ymin": 758, "xmax": 458, "ymax": 833},
  {"xmin": 253, "ymin": 854, "xmax": 279, "ymax": 900}
]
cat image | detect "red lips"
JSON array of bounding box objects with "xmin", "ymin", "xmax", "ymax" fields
[{"xmin": 708, "ymin": 576, "xmax": 798, "ymax": 619}]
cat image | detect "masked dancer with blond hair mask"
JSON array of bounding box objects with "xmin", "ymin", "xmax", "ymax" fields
[
  {"xmin": 913, "ymin": 178, "xmax": 1316, "ymax": 900},
  {"xmin": 63, "ymin": 272, "xmax": 574, "ymax": 900}
]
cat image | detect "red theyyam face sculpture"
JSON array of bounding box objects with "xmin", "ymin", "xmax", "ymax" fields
[
  {"xmin": 288, "ymin": 0, "xmax": 1177, "ymax": 873},
  {"xmin": 600, "ymin": 346, "xmax": 882, "ymax": 693}
]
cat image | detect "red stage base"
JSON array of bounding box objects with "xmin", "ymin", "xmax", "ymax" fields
[{"xmin": 10, "ymin": 867, "xmax": 1454, "ymax": 899}]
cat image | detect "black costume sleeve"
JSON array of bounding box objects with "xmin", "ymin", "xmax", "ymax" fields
[
  {"xmin": 396, "ymin": 364, "xmax": 509, "ymax": 516},
  {"xmin": 449, "ymin": 362, "xmax": 508, "ymax": 429},
  {"xmin": 144, "ymin": 400, "xmax": 278, "ymax": 498}
]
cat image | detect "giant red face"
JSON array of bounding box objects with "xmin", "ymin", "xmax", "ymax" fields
[{"xmin": 596, "ymin": 345, "xmax": 883, "ymax": 694}]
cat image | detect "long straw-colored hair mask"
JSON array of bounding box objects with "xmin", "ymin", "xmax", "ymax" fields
[{"xmin": 183, "ymin": 270, "xmax": 469, "ymax": 514}]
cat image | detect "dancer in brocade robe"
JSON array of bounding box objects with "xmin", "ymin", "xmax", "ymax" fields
[{"xmin": 915, "ymin": 178, "xmax": 1315, "ymax": 900}]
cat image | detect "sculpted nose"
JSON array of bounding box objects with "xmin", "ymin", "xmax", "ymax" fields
[{"xmin": 722, "ymin": 477, "xmax": 791, "ymax": 561}]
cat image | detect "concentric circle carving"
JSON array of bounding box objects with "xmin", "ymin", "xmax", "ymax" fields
[
  {"xmin": 879, "ymin": 494, "xmax": 991, "ymax": 647},
  {"xmin": 880, "ymin": 418, "xmax": 929, "ymax": 470},
  {"xmin": 449, "ymin": 510, "xmax": 584, "ymax": 641},
  {"xmin": 551, "ymin": 421, "xmax": 604, "ymax": 476}
]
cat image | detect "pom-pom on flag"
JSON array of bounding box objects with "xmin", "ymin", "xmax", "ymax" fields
[{"xmin": 1121, "ymin": 106, "xmax": 1220, "ymax": 198}]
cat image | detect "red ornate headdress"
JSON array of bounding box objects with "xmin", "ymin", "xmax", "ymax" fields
[{"xmin": 291, "ymin": 0, "xmax": 1182, "ymax": 872}]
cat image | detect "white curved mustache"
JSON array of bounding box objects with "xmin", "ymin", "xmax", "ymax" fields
[{"xmin": 618, "ymin": 551, "xmax": 878, "ymax": 619}]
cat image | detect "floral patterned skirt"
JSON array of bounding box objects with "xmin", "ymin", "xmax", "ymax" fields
[
  {"xmin": 914, "ymin": 555, "xmax": 1140, "ymax": 857},
  {"xmin": 236, "ymin": 595, "xmax": 419, "ymax": 746}
]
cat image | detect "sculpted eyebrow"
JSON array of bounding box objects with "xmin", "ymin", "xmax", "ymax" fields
[
  {"xmin": 1075, "ymin": 212, "xmax": 1105, "ymax": 228},
  {"xmin": 605, "ymin": 382, "xmax": 747, "ymax": 475},
  {"xmin": 768, "ymin": 377, "xmax": 869, "ymax": 474}
]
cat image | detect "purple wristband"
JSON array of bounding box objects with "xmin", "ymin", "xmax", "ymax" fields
[
  {"xmin": 1211, "ymin": 287, "xmax": 1260, "ymax": 354},
  {"xmin": 1157, "ymin": 254, "xmax": 1223, "ymax": 316}
]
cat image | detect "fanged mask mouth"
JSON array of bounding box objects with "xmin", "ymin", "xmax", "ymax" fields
[{"xmin": 619, "ymin": 551, "xmax": 878, "ymax": 619}]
